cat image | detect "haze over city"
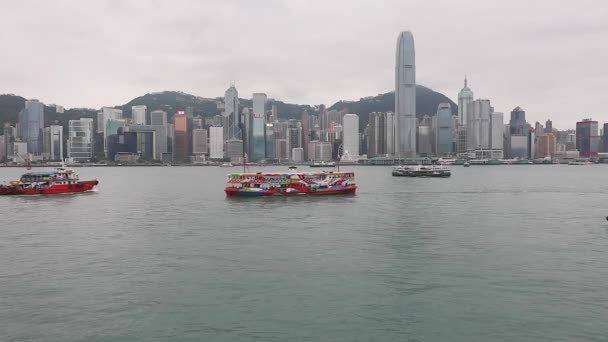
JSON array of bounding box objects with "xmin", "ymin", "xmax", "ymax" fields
[{"xmin": 1, "ymin": 0, "xmax": 606, "ymax": 129}]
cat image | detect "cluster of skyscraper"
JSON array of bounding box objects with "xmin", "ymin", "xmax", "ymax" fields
[
  {"xmin": 0, "ymin": 89, "xmax": 364, "ymax": 164},
  {"xmin": 1, "ymin": 30, "xmax": 605, "ymax": 163}
]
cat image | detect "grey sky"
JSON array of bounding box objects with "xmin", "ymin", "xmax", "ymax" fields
[{"xmin": 1, "ymin": 0, "xmax": 607, "ymax": 129}]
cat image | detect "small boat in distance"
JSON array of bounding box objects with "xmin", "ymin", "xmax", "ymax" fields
[
  {"xmin": 309, "ymin": 161, "xmax": 335, "ymax": 168},
  {"xmin": 288, "ymin": 165, "xmax": 298, "ymax": 170},
  {"xmin": 219, "ymin": 162, "xmax": 234, "ymax": 167},
  {"xmin": 225, "ymin": 171, "xmax": 356, "ymax": 197},
  {"xmin": 463, "ymin": 161, "xmax": 471, "ymax": 167},
  {"xmin": 392, "ymin": 164, "xmax": 451, "ymax": 178},
  {"xmin": 568, "ymin": 160, "xmax": 593, "ymax": 165},
  {"xmin": 0, "ymin": 165, "xmax": 98, "ymax": 195}
]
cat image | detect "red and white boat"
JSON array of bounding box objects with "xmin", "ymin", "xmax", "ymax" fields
[
  {"xmin": 225, "ymin": 171, "xmax": 357, "ymax": 197},
  {"xmin": 0, "ymin": 166, "xmax": 98, "ymax": 195}
]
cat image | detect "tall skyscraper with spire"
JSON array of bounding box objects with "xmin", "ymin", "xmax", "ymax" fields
[
  {"xmin": 457, "ymin": 77, "xmax": 474, "ymax": 153},
  {"xmin": 458, "ymin": 77, "xmax": 474, "ymax": 125},
  {"xmin": 395, "ymin": 31, "xmax": 416, "ymax": 158}
]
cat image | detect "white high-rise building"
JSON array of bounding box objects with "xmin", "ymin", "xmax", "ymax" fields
[
  {"xmin": 43, "ymin": 125, "xmax": 63, "ymax": 161},
  {"xmin": 468, "ymin": 99, "xmax": 492, "ymax": 150},
  {"xmin": 68, "ymin": 118, "xmax": 94, "ymax": 162},
  {"xmin": 132, "ymin": 105, "xmax": 147, "ymax": 125},
  {"xmin": 490, "ymin": 112, "xmax": 504, "ymax": 150},
  {"xmin": 395, "ymin": 31, "xmax": 416, "ymax": 158},
  {"xmin": 209, "ymin": 126, "xmax": 224, "ymax": 159},
  {"xmin": 342, "ymin": 114, "xmax": 359, "ymax": 158}
]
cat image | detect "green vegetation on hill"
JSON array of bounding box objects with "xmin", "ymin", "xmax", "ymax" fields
[
  {"xmin": 1, "ymin": 86, "xmax": 457, "ymax": 133},
  {"xmin": 329, "ymin": 85, "xmax": 457, "ymax": 130}
]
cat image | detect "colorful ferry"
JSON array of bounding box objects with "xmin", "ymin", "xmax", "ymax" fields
[
  {"xmin": 225, "ymin": 171, "xmax": 356, "ymax": 197},
  {"xmin": 0, "ymin": 166, "xmax": 99, "ymax": 195}
]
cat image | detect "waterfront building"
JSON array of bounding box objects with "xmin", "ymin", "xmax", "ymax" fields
[
  {"xmin": 301, "ymin": 110, "xmax": 311, "ymax": 160},
  {"xmin": 395, "ymin": 30, "xmax": 416, "ymax": 158},
  {"xmin": 18, "ymin": 99, "xmax": 44, "ymax": 155},
  {"xmin": 251, "ymin": 93, "xmax": 267, "ymax": 161},
  {"xmin": 225, "ymin": 138, "xmax": 243, "ymax": 162},
  {"xmin": 275, "ymin": 138, "xmax": 289, "ymax": 160},
  {"xmin": 123, "ymin": 125, "xmax": 167, "ymax": 160},
  {"xmin": 576, "ymin": 119, "xmax": 599, "ymax": 157},
  {"xmin": 342, "ymin": 114, "xmax": 359, "ymax": 158},
  {"xmin": 308, "ymin": 140, "xmax": 332, "ymax": 161},
  {"xmin": 288, "ymin": 120, "xmax": 302, "ymax": 159},
  {"xmin": 223, "ymin": 85, "xmax": 240, "ymax": 140},
  {"xmin": 536, "ymin": 133, "xmax": 556, "ymax": 159},
  {"xmin": 173, "ymin": 111, "xmax": 189, "ymax": 162},
  {"xmin": 0, "ymin": 135, "xmax": 4, "ymax": 161},
  {"xmin": 132, "ymin": 105, "xmax": 147, "ymax": 125},
  {"xmin": 456, "ymin": 126, "xmax": 468, "ymax": 155},
  {"xmin": 265, "ymin": 122, "xmax": 275, "ymax": 160},
  {"xmin": 368, "ymin": 112, "xmax": 397, "ymax": 158},
  {"xmin": 384, "ymin": 111, "xmax": 395, "ymax": 156},
  {"xmin": 509, "ymin": 106, "xmax": 527, "ymax": 136},
  {"xmin": 42, "ymin": 125, "xmax": 63, "ymax": 161},
  {"xmin": 68, "ymin": 118, "xmax": 94, "ymax": 162},
  {"xmin": 150, "ymin": 110, "xmax": 167, "ymax": 126},
  {"xmin": 604, "ymin": 123, "xmax": 608, "ymax": 153},
  {"xmin": 2, "ymin": 124, "xmax": 16, "ymax": 160},
  {"xmin": 367, "ymin": 112, "xmax": 383, "ymax": 158},
  {"xmin": 209, "ymin": 126, "xmax": 224, "ymax": 159},
  {"xmin": 435, "ymin": 103, "xmax": 453, "ymax": 155},
  {"xmin": 510, "ymin": 135, "xmax": 528, "ymax": 159},
  {"xmin": 490, "ymin": 112, "xmax": 504, "ymax": 151},
  {"xmin": 417, "ymin": 125, "xmax": 432, "ymax": 156},
  {"xmin": 13, "ymin": 142, "xmax": 29, "ymax": 162},
  {"xmin": 528, "ymin": 129, "xmax": 536, "ymax": 160},
  {"xmin": 291, "ymin": 147, "xmax": 304, "ymax": 162},
  {"xmin": 97, "ymin": 107, "xmax": 122, "ymax": 156},
  {"xmin": 105, "ymin": 119, "xmax": 126, "ymax": 157},
  {"xmin": 468, "ymin": 99, "xmax": 492, "ymax": 150},
  {"xmin": 241, "ymin": 108, "xmax": 251, "ymax": 157},
  {"xmin": 192, "ymin": 128, "xmax": 208, "ymax": 156},
  {"xmin": 456, "ymin": 78, "xmax": 474, "ymax": 154}
]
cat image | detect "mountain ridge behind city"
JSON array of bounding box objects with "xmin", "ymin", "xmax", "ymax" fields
[{"xmin": 0, "ymin": 85, "xmax": 457, "ymax": 131}]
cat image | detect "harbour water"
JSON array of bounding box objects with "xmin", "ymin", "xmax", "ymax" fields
[{"xmin": 1, "ymin": 165, "xmax": 607, "ymax": 341}]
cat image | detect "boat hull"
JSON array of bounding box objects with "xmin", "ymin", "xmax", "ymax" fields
[
  {"xmin": 0, "ymin": 180, "xmax": 98, "ymax": 195},
  {"xmin": 225, "ymin": 185, "xmax": 357, "ymax": 197}
]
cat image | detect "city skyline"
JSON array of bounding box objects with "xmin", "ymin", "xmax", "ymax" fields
[{"xmin": 0, "ymin": 1, "xmax": 606, "ymax": 130}]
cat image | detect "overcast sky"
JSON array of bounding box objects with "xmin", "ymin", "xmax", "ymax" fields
[{"xmin": 1, "ymin": 0, "xmax": 607, "ymax": 129}]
